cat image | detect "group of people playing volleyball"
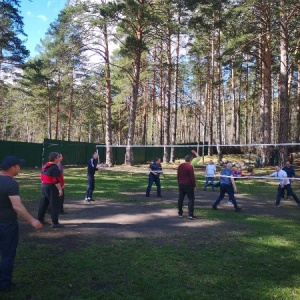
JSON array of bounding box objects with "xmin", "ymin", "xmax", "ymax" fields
[{"xmin": 145, "ymin": 150, "xmax": 300, "ymax": 219}]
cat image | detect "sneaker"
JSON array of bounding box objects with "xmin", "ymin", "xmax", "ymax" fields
[
  {"xmin": 157, "ymin": 195, "xmax": 163, "ymax": 197},
  {"xmin": 178, "ymin": 214, "xmax": 183, "ymax": 218},
  {"xmin": 89, "ymin": 199, "xmax": 95, "ymax": 201},
  {"xmin": 188, "ymin": 215, "xmax": 197, "ymax": 220},
  {"xmin": 51, "ymin": 223, "xmax": 64, "ymax": 228},
  {"xmin": 227, "ymin": 201, "xmax": 233, "ymax": 205},
  {"xmin": 235, "ymin": 207, "xmax": 242, "ymax": 212},
  {"xmin": 59, "ymin": 211, "xmax": 67, "ymax": 214},
  {"xmin": 275, "ymin": 204, "xmax": 280, "ymax": 207},
  {"xmin": 84, "ymin": 199, "xmax": 91, "ymax": 204},
  {"xmin": 212, "ymin": 205, "xmax": 218, "ymax": 210}
]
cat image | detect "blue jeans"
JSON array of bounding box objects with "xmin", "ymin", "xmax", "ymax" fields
[
  {"xmin": 146, "ymin": 175, "xmax": 161, "ymax": 196},
  {"xmin": 0, "ymin": 221, "xmax": 19, "ymax": 291},
  {"xmin": 86, "ymin": 175, "xmax": 95, "ymax": 199},
  {"xmin": 213, "ymin": 184, "xmax": 239, "ymax": 209},
  {"xmin": 204, "ymin": 177, "xmax": 215, "ymax": 190},
  {"xmin": 178, "ymin": 184, "xmax": 195, "ymax": 216},
  {"xmin": 276, "ymin": 184, "xmax": 300, "ymax": 206}
]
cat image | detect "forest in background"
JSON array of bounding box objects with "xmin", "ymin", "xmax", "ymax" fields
[{"xmin": 0, "ymin": 0, "xmax": 299, "ymax": 165}]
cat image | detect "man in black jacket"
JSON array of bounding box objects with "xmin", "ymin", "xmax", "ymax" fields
[{"xmin": 84, "ymin": 152, "xmax": 102, "ymax": 203}]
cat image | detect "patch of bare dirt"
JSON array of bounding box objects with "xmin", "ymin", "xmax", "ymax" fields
[{"xmin": 18, "ymin": 189, "xmax": 300, "ymax": 248}]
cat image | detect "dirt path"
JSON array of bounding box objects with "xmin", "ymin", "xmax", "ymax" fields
[{"xmin": 19, "ymin": 189, "xmax": 300, "ymax": 248}]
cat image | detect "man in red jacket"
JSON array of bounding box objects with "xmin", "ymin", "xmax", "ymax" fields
[
  {"xmin": 38, "ymin": 152, "xmax": 64, "ymax": 228},
  {"xmin": 177, "ymin": 153, "xmax": 197, "ymax": 219}
]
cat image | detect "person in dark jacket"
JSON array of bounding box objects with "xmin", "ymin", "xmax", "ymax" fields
[
  {"xmin": 282, "ymin": 161, "xmax": 296, "ymax": 199},
  {"xmin": 0, "ymin": 156, "xmax": 42, "ymax": 292},
  {"xmin": 146, "ymin": 158, "xmax": 166, "ymax": 197},
  {"xmin": 38, "ymin": 152, "xmax": 64, "ymax": 228},
  {"xmin": 84, "ymin": 152, "xmax": 103, "ymax": 203},
  {"xmin": 177, "ymin": 153, "xmax": 197, "ymax": 219}
]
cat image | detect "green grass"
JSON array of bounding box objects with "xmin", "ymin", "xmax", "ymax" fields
[{"xmin": 3, "ymin": 167, "xmax": 300, "ymax": 300}]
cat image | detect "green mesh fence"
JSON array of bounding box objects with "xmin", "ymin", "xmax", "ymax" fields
[{"xmin": 0, "ymin": 140, "xmax": 209, "ymax": 167}]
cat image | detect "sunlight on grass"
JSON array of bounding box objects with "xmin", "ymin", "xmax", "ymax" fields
[{"xmin": 6, "ymin": 166, "xmax": 300, "ymax": 300}]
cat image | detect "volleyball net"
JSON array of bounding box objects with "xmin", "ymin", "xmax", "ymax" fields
[{"xmin": 95, "ymin": 143, "xmax": 300, "ymax": 182}]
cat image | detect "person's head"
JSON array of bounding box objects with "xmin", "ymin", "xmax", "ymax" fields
[
  {"xmin": 275, "ymin": 166, "xmax": 281, "ymax": 172},
  {"xmin": 155, "ymin": 158, "xmax": 161, "ymax": 164},
  {"xmin": 226, "ymin": 163, "xmax": 233, "ymax": 169},
  {"xmin": 58, "ymin": 153, "xmax": 63, "ymax": 162},
  {"xmin": 236, "ymin": 167, "xmax": 242, "ymax": 174},
  {"xmin": 285, "ymin": 161, "xmax": 291, "ymax": 168},
  {"xmin": 92, "ymin": 152, "xmax": 98, "ymax": 159},
  {"xmin": 184, "ymin": 154, "xmax": 193, "ymax": 163},
  {"xmin": 209, "ymin": 160, "xmax": 214, "ymax": 165},
  {"xmin": 48, "ymin": 152, "xmax": 60, "ymax": 163},
  {"xmin": 1, "ymin": 156, "xmax": 25, "ymax": 177}
]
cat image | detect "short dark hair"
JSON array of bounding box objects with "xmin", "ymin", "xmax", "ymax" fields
[
  {"xmin": 48, "ymin": 152, "xmax": 60, "ymax": 162},
  {"xmin": 184, "ymin": 154, "xmax": 193, "ymax": 162}
]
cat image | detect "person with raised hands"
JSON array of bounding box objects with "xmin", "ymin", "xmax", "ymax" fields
[
  {"xmin": 212, "ymin": 162, "xmax": 242, "ymax": 212},
  {"xmin": 84, "ymin": 152, "xmax": 103, "ymax": 203},
  {"xmin": 270, "ymin": 165, "xmax": 300, "ymax": 207}
]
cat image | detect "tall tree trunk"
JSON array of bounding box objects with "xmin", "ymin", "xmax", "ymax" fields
[
  {"xmin": 216, "ymin": 23, "xmax": 222, "ymax": 163},
  {"xmin": 163, "ymin": 26, "xmax": 172, "ymax": 163},
  {"xmin": 55, "ymin": 73, "xmax": 61, "ymax": 140},
  {"xmin": 104, "ymin": 23, "xmax": 113, "ymax": 166},
  {"xmin": 278, "ymin": 0, "xmax": 289, "ymax": 164},
  {"xmin": 230, "ymin": 62, "xmax": 236, "ymax": 144},
  {"xmin": 259, "ymin": 1, "xmax": 272, "ymax": 165},
  {"xmin": 125, "ymin": 3, "xmax": 144, "ymax": 166},
  {"xmin": 170, "ymin": 9, "xmax": 181, "ymax": 163}
]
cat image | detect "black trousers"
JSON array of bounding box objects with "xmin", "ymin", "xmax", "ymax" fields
[
  {"xmin": 178, "ymin": 184, "xmax": 195, "ymax": 217},
  {"xmin": 38, "ymin": 184, "xmax": 60, "ymax": 224}
]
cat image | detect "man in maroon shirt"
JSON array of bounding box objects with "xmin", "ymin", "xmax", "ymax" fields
[{"xmin": 177, "ymin": 153, "xmax": 197, "ymax": 219}]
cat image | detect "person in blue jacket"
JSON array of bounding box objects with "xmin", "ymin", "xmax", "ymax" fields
[
  {"xmin": 212, "ymin": 163, "xmax": 242, "ymax": 212},
  {"xmin": 146, "ymin": 158, "xmax": 166, "ymax": 197}
]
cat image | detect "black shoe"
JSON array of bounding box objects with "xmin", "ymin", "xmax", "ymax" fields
[
  {"xmin": 212, "ymin": 205, "xmax": 218, "ymax": 210},
  {"xmin": 59, "ymin": 211, "xmax": 67, "ymax": 214},
  {"xmin": 188, "ymin": 215, "xmax": 197, "ymax": 220},
  {"xmin": 157, "ymin": 195, "xmax": 163, "ymax": 198},
  {"xmin": 51, "ymin": 223, "xmax": 64, "ymax": 228},
  {"xmin": 235, "ymin": 207, "xmax": 242, "ymax": 212},
  {"xmin": 145, "ymin": 194, "xmax": 149, "ymax": 197},
  {"xmin": 0, "ymin": 283, "xmax": 21, "ymax": 292},
  {"xmin": 47, "ymin": 210, "xmax": 51, "ymax": 214}
]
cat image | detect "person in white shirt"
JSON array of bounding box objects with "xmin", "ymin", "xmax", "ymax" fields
[
  {"xmin": 203, "ymin": 160, "xmax": 216, "ymax": 191},
  {"xmin": 270, "ymin": 166, "xmax": 300, "ymax": 207}
]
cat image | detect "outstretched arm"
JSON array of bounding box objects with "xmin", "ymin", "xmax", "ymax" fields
[
  {"xmin": 9, "ymin": 196, "xmax": 43, "ymax": 230},
  {"xmin": 190, "ymin": 150, "xmax": 201, "ymax": 167}
]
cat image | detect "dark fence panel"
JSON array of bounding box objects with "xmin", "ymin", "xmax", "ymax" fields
[
  {"xmin": 0, "ymin": 140, "xmax": 210, "ymax": 167},
  {"xmin": 43, "ymin": 139, "xmax": 99, "ymax": 165},
  {"xmin": 0, "ymin": 140, "xmax": 43, "ymax": 167}
]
